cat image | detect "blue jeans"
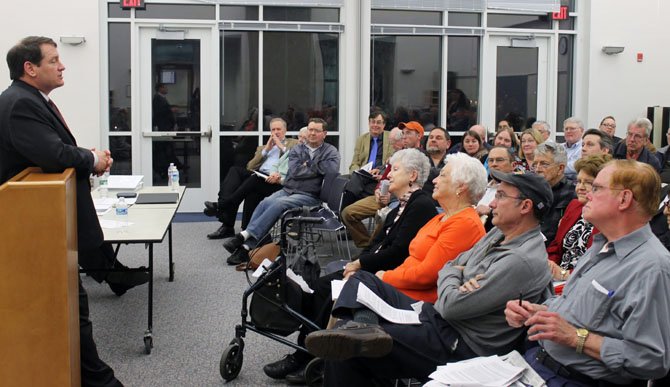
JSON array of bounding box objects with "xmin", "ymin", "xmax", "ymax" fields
[{"xmin": 244, "ymin": 189, "xmax": 320, "ymax": 244}]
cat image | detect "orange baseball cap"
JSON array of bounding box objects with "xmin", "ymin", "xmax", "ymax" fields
[{"xmin": 398, "ymin": 121, "xmax": 425, "ymax": 137}]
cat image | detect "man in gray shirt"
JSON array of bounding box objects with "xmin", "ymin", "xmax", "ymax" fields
[
  {"xmin": 305, "ymin": 172, "xmax": 553, "ymax": 386},
  {"xmin": 506, "ymin": 159, "xmax": 670, "ymax": 385}
]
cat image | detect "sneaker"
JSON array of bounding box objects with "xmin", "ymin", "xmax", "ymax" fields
[
  {"xmin": 106, "ymin": 268, "xmax": 149, "ymax": 296},
  {"xmin": 263, "ymin": 354, "xmax": 304, "ymax": 380},
  {"xmin": 207, "ymin": 225, "xmax": 234, "ymax": 240},
  {"xmin": 305, "ymin": 321, "xmax": 393, "ymax": 361},
  {"xmin": 222, "ymin": 234, "xmax": 244, "ymax": 253},
  {"xmin": 284, "ymin": 365, "xmax": 307, "ymax": 384},
  {"xmin": 226, "ymin": 248, "xmax": 249, "ymax": 265}
]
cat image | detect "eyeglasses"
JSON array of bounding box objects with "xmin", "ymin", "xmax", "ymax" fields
[
  {"xmin": 307, "ymin": 127, "xmax": 324, "ymax": 133},
  {"xmin": 575, "ymin": 179, "xmax": 593, "ymax": 189},
  {"xmin": 626, "ymin": 132, "xmax": 646, "ymax": 141},
  {"xmin": 369, "ymin": 119, "xmax": 385, "ymax": 125},
  {"xmin": 564, "ymin": 126, "xmax": 581, "ymax": 132},
  {"xmin": 532, "ymin": 161, "xmax": 554, "ymax": 170},
  {"xmin": 601, "ymin": 123, "xmax": 616, "ymax": 129},
  {"xmin": 494, "ymin": 190, "xmax": 524, "ymax": 201}
]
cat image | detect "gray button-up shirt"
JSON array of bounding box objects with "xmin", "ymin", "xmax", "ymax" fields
[{"xmin": 542, "ymin": 224, "xmax": 670, "ymax": 382}]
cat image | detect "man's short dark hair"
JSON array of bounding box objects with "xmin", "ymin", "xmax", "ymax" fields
[
  {"xmin": 368, "ymin": 109, "xmax": 387, "ymax": 123},
  {"xmin": 155, "ymin": 82, "xmax": 166, "ymax": 92},
  {"xmin": 582, "ymin": 128, "xmax": 613, "ymax": 153},
  {"xmin": 6, "ymin": 36, "xmax": 56, "ymax": 81},
  {"xmin": 491, "ymin": 145, "xmax": 515, "ymax": 161},
  {"xmin": 309, "ymin": 117, "xmax": 327, "ymax": 131},
  {"xmin": 431, "ymin": 126, "xmax": 451, "ymax": 141}
]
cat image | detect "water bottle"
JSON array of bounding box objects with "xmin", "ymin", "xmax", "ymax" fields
[
  {"xmin": 99, "ymin": 171, "xmax": 109, "ymax": 198},
  {"xmin": 116, "ymin": 197, "xmax": 128, "ymax": 231},
  {"xmin": 167, "ymin": 163, "xmax": 175, "ymax": 186},
  {"xmin": 171, "ymin": 166, "xmax": 180, "ymax": 191},
  {"xmin": 380, "ymin": 179, "xmax": 390, "ymax": 196}
]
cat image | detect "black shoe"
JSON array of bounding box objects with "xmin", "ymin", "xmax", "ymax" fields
[
  {"xmin": 207, "ymin": 225, "xmax": 234, "ymax": 240},
  {"xmin": 305, "ymin": 321, "xmax": 393, "ymax": 361},
  {"xmin": 285, "ymin": 365, "xmax": 307, "ymax": 385},
  {"xmin": 263, "ymin": 354, "xmax": 305, "ymax": 380},
  {"xmin": 226, "ymin": 248, "xmax": 249, "ymax": 265},
  {"xmin": 222, "ymin": 234, "xmax": 244, "ymax": 254},
  {"xmin": 106, "ymin": 268, "xmax": 149, "ymax": 296},
  {"xmin": 203, "ymin": 201, "xmax": 218, "ymax": 217}
]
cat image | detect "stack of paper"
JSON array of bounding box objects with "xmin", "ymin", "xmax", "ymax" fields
[
  {"xmin": 426, "ymin": 355, "xmax": 524, "ymax": 387},
  {"xmin": 107, "ymin": 175, "xmax": 143, "ymax": 190}
]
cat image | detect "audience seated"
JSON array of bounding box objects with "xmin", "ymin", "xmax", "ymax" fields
[
  {"xmin": 493, "ymin": 126, "xmax": 520, "ymax": 154},
  {"xmin": 599, "ymin": 115, "xmax": 622, "ymax": 145},
  {"xmin": 420, "ymin": 127, "xmax": 451, "ymax": 198},
  {"xmin": 532, "ymin": 120, "xmax": 551, "ymax": 141},
  {"xmin": 505, "ymin": 160, "xmax": 670, "ymax": 385},
  {"xmin": 476, "ymin": 146, "xmax": 516, "ymax": 230},
  {"xmin": 262, "ymin": 148, "xmax": 437, "ymax": 383},
  {"xmin": 222, "ymin": 118, "xmax": 340, "ymax": 264},
  {"xmin": 581, "ymin": 128, "xmax": 613, "ymax": 157},
  {"xmin": 561, "ymin": 117, "xmax": 585, "ymax": 180},
  {"xmin": 546, "ymin": 154, "xmax": 612, "ymax": 281},
  {"xmin": 518, "ymin": 128, "xmax": 544, "ymax": 172},
  {"xmin": 305, "ymin": 171, "xmax": 553, "ymax": 385},
  {"xmin": 613, "ymin": 117, "xmax": 661, "ymax": 172},
  {"xmin": 532, "ymin": 141, "xmax": 576, "ymax": 245},
  {"xmin": 460, "ymin": 129, "xmax": 488, "ymax": 164},
  {"xmin": 348, "ymin": 110, "xmax": 394, "ymax": 173}
]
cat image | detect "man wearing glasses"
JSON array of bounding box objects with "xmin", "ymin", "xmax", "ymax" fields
[
  {"xmin": 612, "ymin": 117, "xmax": 661, "ymax": 172},
  {"xmin": 561, "ymin": 117, "xmax": 584, "ymax": 180},
  {"xmin": 306, "ymin": 172, "xmax": 553, "ymax": 386},
  {"xmin": 532, "ymin": 141, "xmax": 576, "ymax": 245},
  {"xmin": 505, "ymin": 160, "xmax": 670, "ymax": 385},
  {"xmin": 476, "ymin": 145, "xmax": 516, "ymax": 229},
  {"xmin": 348, "ymin": 111, "xmax": 393, "ymax": 173}
]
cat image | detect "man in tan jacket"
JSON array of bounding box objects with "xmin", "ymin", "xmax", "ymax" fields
[
  {"xmin": 204, "ymin": 117, "xmax": 299, "ymax": 239},
  {"xmin": 349, "ymin": 110, "xmax": 394, "ymax": 173}
]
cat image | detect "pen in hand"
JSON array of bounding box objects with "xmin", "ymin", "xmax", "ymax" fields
[{"xmin": 519, "ymin": 293, "xmax": 523, "ymax": 307}]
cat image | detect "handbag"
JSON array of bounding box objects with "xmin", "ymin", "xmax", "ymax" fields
[{"xmin": 249, "ymin": 260, "xmax": 303, "ymax": 336}]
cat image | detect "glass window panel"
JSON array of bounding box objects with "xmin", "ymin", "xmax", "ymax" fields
[
  {"xmin": 447, "ymin": 12, "xmax": 480, "ymax": 27},
  {"xmin": 221, "ymin": 31, "xmax": 259, "ymax": 132},
  {"xmin": 108, "ymin": 3, "xmax": 130, "ymax": 18},
  {"xmin": 263, "ymin": 32, "xmax": 339, "ymax": 132},
  {"xmin": 218, "ymin": 135, "xmax": 260, "ymax": 187},
  {"xmin": 495, "ymin": 46, "xmax": 538, "ymax": 131},
  {"xmin": 556, "ymin": 35, "xmax": 574, "ymax": 133},
  {"xmin": 487, "ymin": 13, "xmax": 552, "ymax": 29},
  {"xmin": 447, "ymin": 36, "xmax": 479, "ymax": 133},
  {"xmin": 371, "ymin": 35, "xmax": 441, "ymax": 129},
  {"xmin": 109, "ymin": 23, "xmax": 131, "ymax": 133},
  {"xmin": 371, "ymin": 9, "xmax": 441, "ymax": 25},
  {"xmin": 220, "ymin": 5, "xmax": 259, "ymax": 20},
  {"xmin": 559, "ymin": 17, "xmax": 574, "ymax": 30},
  {"xmin": 109, "ymin": 136, "xmax": 132, "ymax": 175},
  {"xmin": 151, "ymin": 39, "xmax": 201, "ymax": 187},
  {"xmin": 135, "ymin": 4, "xmax": 215, "ymax": 20},
  {"xmin": 560, "ymin": 0, "xmax": 575, "ymax": 12},
  {"xmin": 264, "ymin": 7, "xmax": 339, "ymax": 22}
]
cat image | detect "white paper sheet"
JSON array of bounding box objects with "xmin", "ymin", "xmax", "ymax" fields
[
  {"xmin": 286, "ymin": 268, "xmax": 314, "ymax": 294},
  {"xmin": 251, "ymin": 258, "xmax": 274, "ymax": 278},
  {"xmin": 331, "ymin": 279, "xmax": 346, "ymax": 300},
  {"xmin": 355, "ymin": 283, "xmax": 420, "ymax": 325},
  {"xmin": 107, "ymin": 175, "xmax": 143, "ymax": 190},
  {"xmin": 429, "ymin": 355, "xmax": 524, "ymax": 387},
  {"xmin": 99, "ymin": 219, "xmax": 133, "ymax": 229}
]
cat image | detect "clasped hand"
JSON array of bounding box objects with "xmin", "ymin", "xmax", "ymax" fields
[{"xmin": 92, "ymin": 148, "xmax": 113, "ymax": 176}]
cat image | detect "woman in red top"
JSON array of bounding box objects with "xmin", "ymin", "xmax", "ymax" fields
[
  {"xmin": 547, "ymin": 154, "xmax": 612, "ymax": 281},
  {"xmin": 376, "ymin": 152, "xmax": 488, "ymax": 303}
]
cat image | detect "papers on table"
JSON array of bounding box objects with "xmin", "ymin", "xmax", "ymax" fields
[
  {"xmin": 99, "ymin": 219, "xmax": 133, "ymax": 229},
  {"xmin": 106, "ymin": 175, "xmax": 143, "ymax": 190},
  {"xmin": 425, "ymin": 350, "xmax": 546, "ymax": 387},
  {"xmin": 355, "ymin": 284, "xmax": 420, "ymax": 325},
  {"xmin": 94, "ymin": 197, "xmax": 137, "ymax": 216}
]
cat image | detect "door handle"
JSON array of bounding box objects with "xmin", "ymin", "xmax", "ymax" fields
[{"xmin": 142, "ymin": 131, "xmax": 208, "ymax": 138}]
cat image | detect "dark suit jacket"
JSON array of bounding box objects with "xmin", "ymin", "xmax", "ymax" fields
[
  {"xmin": 0, "ymin": 80, "xmax": 102, "ymax": 252},
  {"xmin": 359, "ymin": 189, "xmax": 437, "ymax": 273}
]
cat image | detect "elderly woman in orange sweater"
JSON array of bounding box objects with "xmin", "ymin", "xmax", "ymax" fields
[{"xmin": 372, "ymin": 152, "xmax": 488, "ymax": 303}]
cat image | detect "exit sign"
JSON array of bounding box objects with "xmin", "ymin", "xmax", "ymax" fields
[
  {"xmin": 552, "ymin": 5, "xmax": 569, "ymax": 20},
  {"xmin": 120, "ymin": 0, "xmax": 145, "ymax": 10}
]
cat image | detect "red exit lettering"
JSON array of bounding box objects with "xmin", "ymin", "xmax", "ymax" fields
[
  {"xmin": 120, "ymin": 0, "xmax": 144, "ymax": 9},
  {"xmin": 552, "ymin": 6, "xmax": 569, "ymax": 20}
]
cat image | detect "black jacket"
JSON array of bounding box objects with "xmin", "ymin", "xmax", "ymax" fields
[
  {"xmin": 613, "ymin": 141, "xmax": 661, "ymax": 172},
  {"xmin": 0, "ymin": 80, "xmax": 102, "ymax": 252},
  {"xmin": 359, "ymin": 189, "xmax": 437, "ymax": 273},
  {"xmin": 541, "ymin": 177, "xmax": 576, "ymax": 246}
]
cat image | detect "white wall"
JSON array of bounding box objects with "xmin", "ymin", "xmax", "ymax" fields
[
  {"xmin": 584, "ymin": 0, "xmax": 670, "ymax": 137},
  {"xmin": 0, "ymin": 1, "xmax": 102, "ymax": 148}
]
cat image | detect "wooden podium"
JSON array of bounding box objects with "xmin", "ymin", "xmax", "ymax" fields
[{"xmin": 0, "ymin": 168, "xmax": 80, "ymax": 386}]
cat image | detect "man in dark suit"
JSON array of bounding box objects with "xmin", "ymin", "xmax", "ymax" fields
[{"xmin": 0, "ymin": 36, "xmax": 143, "ymax": 386}]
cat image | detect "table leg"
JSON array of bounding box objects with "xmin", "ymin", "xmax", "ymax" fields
[
  {"xmin": 144, "ymin": 242, "xmax": 154, "ymax": 354},
  {"xmin": 168, "ymin": 224, "xmax": 174, "ymax": 282}
]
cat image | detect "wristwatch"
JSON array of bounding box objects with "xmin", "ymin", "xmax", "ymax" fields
[{"xmin": 576, "ymin": 328, "xmax": 589, "ymax": 354}]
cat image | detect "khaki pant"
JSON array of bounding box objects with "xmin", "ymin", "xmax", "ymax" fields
[{"xmin": 341, "ymin": 195, "xmax": 381, "ymax": 248}]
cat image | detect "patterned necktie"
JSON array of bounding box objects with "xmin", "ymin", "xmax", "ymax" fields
[
  {"xmin": 369, "ymin": 137, "xmax": 379, "ymax": 167},
  {"xmin": 48, "ymin": 99, "xmax": 70, "ymax": 132}
]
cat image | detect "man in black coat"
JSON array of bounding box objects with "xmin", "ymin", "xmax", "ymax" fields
[{"xmin": 0, "ymin": 36, "xmax": 144, "ymax": 386}]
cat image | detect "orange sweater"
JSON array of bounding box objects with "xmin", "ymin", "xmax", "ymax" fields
[{"xmin": 382, "ymin": 207, "xmax": 485, "ymax": 303}]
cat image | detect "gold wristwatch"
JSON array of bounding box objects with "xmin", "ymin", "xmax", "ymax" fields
[{"xmin": 576, "ymin": 328, "xmax": 589, "ymax": 354}]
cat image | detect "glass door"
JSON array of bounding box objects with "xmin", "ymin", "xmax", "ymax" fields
[
  {"xmin": 482, "ymin": 35, "xmax": 551, "ymax": 133},
  {"xmin": 138, "ymin": 26, "xmax": 215, "ymax": 211}
]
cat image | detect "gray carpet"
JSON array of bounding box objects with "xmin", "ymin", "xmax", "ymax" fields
[{"xmin": 85, "ymin": 220, "xmax": 358, "ymax": 386}]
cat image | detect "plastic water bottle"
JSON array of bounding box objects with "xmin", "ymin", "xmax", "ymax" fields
[
  {"xmin": 116, "ymin": 197, "xmax": 128, "ymax": 232},
  {"xmin": 171, "ymin": 166, "xmax": 180, "ymax": 191},
  {"xmin": 99, "ymin": 171, "xmax": 109, "ymax": 198},
  {"xmin": 167, "ymin": 163, "xmax": 175, "ymax": 186},
  {"xmin": 380, "ymin": 179, "xmax": 390, "ymax": 196}
]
